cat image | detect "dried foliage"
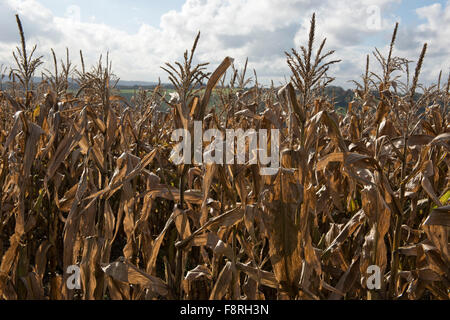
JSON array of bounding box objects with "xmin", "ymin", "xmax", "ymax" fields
[{"xmin": 0, "ymin": 14, "xmax": 448, "ymax": 300}]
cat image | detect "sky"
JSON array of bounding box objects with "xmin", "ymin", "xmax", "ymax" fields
[{"xmin": 0, "ymin": 0, "xmax": 449, "ymax": 88}]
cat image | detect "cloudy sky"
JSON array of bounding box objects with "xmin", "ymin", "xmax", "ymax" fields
[{"xmin": 0, "ymin": 0, "xmax": 448, "ymax": 88}]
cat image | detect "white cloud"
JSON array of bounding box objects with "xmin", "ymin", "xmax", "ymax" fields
[
  {"xmin": 400, "ymin": 1, "xmax": 450, "ymax": 85},
  {"xmin": 0, "ymin": 0, "xmax": 448, "ymax": 88}
]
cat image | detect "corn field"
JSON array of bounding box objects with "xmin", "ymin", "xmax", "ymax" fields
[{"xmin": 0, "ymin": 14, "xmax": 448, "ymax": 300}]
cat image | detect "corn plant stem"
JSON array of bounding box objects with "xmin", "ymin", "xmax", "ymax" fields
[
  {"xmin": 175, "ymin": 164, "xmax": 189, "ymax": 297},
  {"xmin": 370, "ymin": 122, "xmax": 381, "ymax": 300},
  {"xmin": 389, "ymin": 125, "xmax": 408, "ymax": 299}
]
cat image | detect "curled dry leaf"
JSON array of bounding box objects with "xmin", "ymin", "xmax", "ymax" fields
[{"xmin": 102, "ymin": 259, "xmax": 168, "ymax": 297}]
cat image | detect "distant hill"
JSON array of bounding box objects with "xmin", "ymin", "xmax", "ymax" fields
[
  {"xmin": 27, "ymin": 77, "xmax": 157, "ymax": 88},
  {"xmin": 116, "ymin": 80, "xmax": 158, "ymax": 87},
  {"xmin": 113, "ymin": 83, "xmax": 355, "ymax": 108},
  {"xmin": 10, "ymin": 77, "xmax": 355, "ymax": 110},
  {"xmin": 323, "ymin": 86, "xmax": 354, "ymax": 110}
]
